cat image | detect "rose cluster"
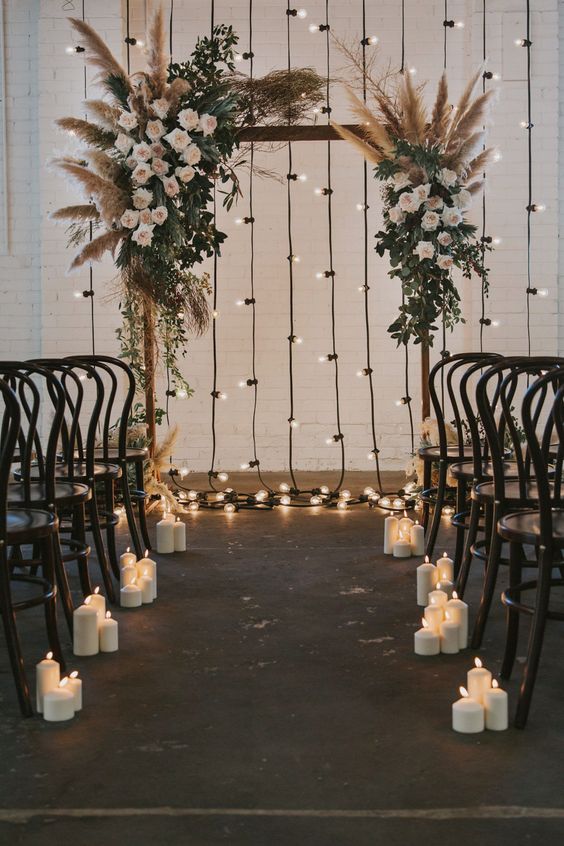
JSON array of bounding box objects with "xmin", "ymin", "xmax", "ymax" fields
[{"xmin": 115, "ymin": 102, "xmax": 218, "ymax": 248}]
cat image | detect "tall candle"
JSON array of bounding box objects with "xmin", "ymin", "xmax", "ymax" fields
[
  {"xmin": 446, "ymin": 592, "xmax": 469, "ymax": 649},
  {"xmin": 410, "ymin": 521, "xmax": 425, "ymax": 556},
  {"xmin": 66, "ymin": 671, "xmax": 82, "ymax": 711},
  {"xmin": 452, "ymin": 687, "xmax": 484, "ymax": 734},
  {"xmin": 156, "ymin": 516, "xmax": 175, "ymax": 553},
  {"xmin": 484, "ymin": 680, "xmax": 509, "ymax": 731},
  {"xmin": 120, "ymin": 564, "xmax": 137, "ymax": 589},
  {"xmin": 467, "ymin": 657, "xmax": 492, "ymax": 704},
  {"xmin": 120, "ymin": 582, "xmax": 142, "ymax": 608},
  {"xmin": 120, "ymin": 547, "xmax": 137, "ymax": 569},
  {"xmin": 136, "ymin": 552, "xmax": 157, "ymax": 599},
  {"xmin": 174, "ymin": 517, "xmax": 186, "ymax": 552},
  {"xmin": 43, "ymin": 679, "xmax": 75, "ymax": 722},
  {"xmin": 398, "ymin": 511, "xmax": 414, "ymax": 539},
  {"xmin": 99, "ymin": 611, "xmax": 119, "ymax": 652},
  {"xmin": 414, "ymin": 618, "xmax": 440, "ymax": 655},
  {"xmin": 383, "ymin": 515, "xmax": 399, "ymax": 554},
  {"xmin": 139, "ymin": 574, "xmax": 154, "ymax": 604},
  {"xmin": 436, "ymin": 579, "xmax": 454, "ymax": 600},
  {"xmin": 424, "ymin": 603, "xmax": 444, "ymax": 633},
  {"xmin": 428, "ymin": 588, "xmax": 448, "ymax": 608},
  {"xmin": 73, "ymin": 599, "xmax": 99, "ymax": 656},
  {"xmin": 417, "ymin": 556, "xmax": 438, "ymax": 606},
  {"xmin": 35, "ymin": 652, "xmax": 60, "ymax": 713},
  {"xmin": 437, "ymin": 552, "xmax": 454, "ymax": 582},
  {"xmin": 440, "ymin": 612, "xmax": 460, "ymax": 654},
  {"xmin": 87, "ymin": 587, "xmax": 106, "ymax": 622}
]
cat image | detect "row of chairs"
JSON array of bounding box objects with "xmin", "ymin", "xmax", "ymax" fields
[
  {"xmin": 0, "ymin": 356, "xmax": 151, "ymax": 715},
  {"xmin": 419, "ymin": 353, "xmax": 564, "ymax": 727}
]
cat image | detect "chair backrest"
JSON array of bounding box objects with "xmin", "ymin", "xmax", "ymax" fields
[
  {"xmin": 0, "ymin": 379, "xmax": 21, "ymax": 542},
  {"xmin": 428, "ymin": 352, "xmax": 502, "ymax": 460}
]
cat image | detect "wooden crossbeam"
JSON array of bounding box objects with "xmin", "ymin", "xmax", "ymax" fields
[{"xmin": 237, "ymin": 124, "xmax": 363, "ymax": 142}]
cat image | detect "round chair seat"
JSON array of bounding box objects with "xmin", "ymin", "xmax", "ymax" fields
[
  {"xmin": 450, "ymin": 459, "xmax": 519, "ymax": 482},
  {"xmin": 7, "ymin": 481, "xmax": 91, "ymax": 508},
  {"xmin": 54, "ymin": 461, "xmax": 122, "ymax": 481},
  {"xmin": 498, "ymin": 508, "xmax": 564, "ymax": 547},
  {"xmin": 418, "ymin": 444, "xmax": 472, "ymax": 462},
  {"xmin": 94, "ymin": 447, "xmax": 147, "ymax": 462},
  {"xmin": 7, "ymin": 508, "xmax": 58, "ymax": 541},
  {"xmin": 473, "ymin": 479, "xmax": 551, "ymax": 505}
]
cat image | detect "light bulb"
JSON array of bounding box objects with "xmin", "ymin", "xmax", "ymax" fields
[
  {"xmin": 216, "ymin": 492, "xmax": 225, "ymax": 502},
  {"xmin": 177, "ymin": 389, "xmax": 187, "ymax": 399},
  {"xmin": 188, "ymin": 501, "xmax": 199, "ymax": 512},
  {"xmin": 238, "ymin": 380, "xmax": 246, "ymax": 388},
  {"xmin": 493, "ymin": 237, "xmax": 502, "ymax": 245},
  {"xmin": 297, "ymin": 173, "xmax": 307, "ymax": 182},
  {"xmin": 535, "ymin": 204, "xmax": 546, "ymax": 212},
  {"xmin": 340, "ymin": 489, "xmax": 351, "ymax": 500},
  {"xmin": 65, "ymin": 46, "xmax": 76, "ymax": 54},
  {"xmin": 515, "ymin": 38, "xmax": 525, "ymax": 46},
  {"xmin": 367, "ymin": 35, "xmax": 378, "ymax": 45},
  {"xmin": 408, "ymin": 67, "xmax": 417, "ymax": 75},
  {"xmin": 393, "ymin": 498, "xmax": 404, "ymax": 508},
  {"xmin": 279, "ymin": 482, "xmax": 290, "ymax": 493},
  {"xmin": 256, "ymin": 489, "xmax": 268, "ymax": 502},
  {"xmin": 455, "ymin": 20, "xmax": 464, "ymax": 28},
  {"xmin": 218, "ymin": 392, "xmax": 227, "ymax": 401},
  {"xmin": 280, "ymin": 494, "xmax": 291, "ymax": 506},
  {"xmin": 337, "ymin": 500, "xmax": 348, "ymax": 510},
  {"xmin": 309, "ymin": 23, "xmax": 319, "ymax": 33},
  {"xmin": 212, "ymin": 309, "xmax": 219, "ymax": 318},
  {"xmin": 491, "ymin": 319, "xmax": 501, "ymax": 328},
  {"xmin": 537, "ymin": 288, "xmax": 549, "ymax": 297},
  {"xmin": 325, "ymin": 437, "xmax": 334, "ymax": 445},
  {"xmin": 356, "ymin": 203, "xmax": 366, "ymax": 211},
  {"xmin": 492, "ymin": 72, "xmax": 501, "ymax": 81},
  {"xmin": 289, "ymin": 419, "xmax": 300, "ymax": 428},
  {"xmin": 235, "ymin": 217, "xmax": 244, "ymax": 225},
  {"xmin": 493, "ymin": 150, "xmax": 502, "ymax": 162},
  {"xmin": 297, "ymin": 8, "xmax": 308, "ymax": 18},
  {"xmin": 218, "ymin": 472, "xmax": 229, "ymax": 482},
  {"xmin": 520, "ymin": 120, "xmax": 528, "ymax": 129},
  {"xmin": 236, "ymin": 299, "xmax": 244, "ymax": 306},
  {"xmin": 380, "ymin": 497, "xmax": 391, "ymax": 508},
  {"xmin": 240, "ymin": 462, "xmax": 250, "ymax": 470},
  {"xmin": 320, "ymin": 485, "xmax": 330, "ymax": 495},
  {"xmin": 367, "ymin": 452, "xmax": 375, "ymax": 461},
  {"xmin": 179, "ymin": 467, "xmax": 189, "ymax": 479},
  {"xmin": 370, "ymin": 493, "xmax": 380, "ymax": 503},
  {"xmin": 310, "ymin": 495, "xmax": 322, "ymax": 505},
  {"xmin": 294, "ymin": 336, "xmax": 303, "ymax": 344},
  {"xmin": 363, "ymin": 486, "xmax": 375, "ymax": 497},
  {"xmin": 224, "ymin": 502, "xmax": 236, "ymax": 513},
  {"xmin": 136, "ymin": 39, "xmax": 145, "ymax": 48},
  {"xmin": 318, "ymin": 355, "xmax": 328, "ymax": 363},
  {"xmin": 234, "ymin": 53, "xmax": 244, "ymax": 62},
  {"xmin": 291, "ymin": 254, "xmax": 300, "ymax": 263},
  {"xmin": 315, "ymin": 272, "xmax": 324, "ymax": 280},
  {"xmin": 187, "ymin": 490, "xmax": 198, "ymax": 501},
  {"xmin": 314, "ymin": 187, "xmax": 323, "ymax": 196},
  {"xmin": 395, "ymin": 399, "xmax": 403, "ymax": 407},
  {"xmin": 73, "ymin": 290, "xmax": 82, "ymax": 298}
]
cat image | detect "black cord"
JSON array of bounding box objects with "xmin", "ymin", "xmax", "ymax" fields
[
  {"xmin": 400, "ymin": 0, "xmax": 405, "ymax": 72},
  {"xmin": 479, "ymin": 0, "xmax": 487, "ymax": 351},
  {"xmin": 125, "ymin": 0, "xmax": 131, "ymax": 74},
  {"xmin": 209, "ymin": 0, "xmax": 219, "ymax": 491},
  {"xmin": 82, "ymin": 0, "xmax": 95, "ymax": 355},
  {"xmin": 525, "ymin": 0, "xmax": 532, "ymax": 357},
  {"xmin": 169, "ymin": 0, "xmax": 174, "ymax": 59},
  {"xmin": 164, "ymin": 0, "xmax": 174, "ymax": 431}
]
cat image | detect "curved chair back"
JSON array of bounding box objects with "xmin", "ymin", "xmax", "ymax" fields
[{"xmin": 0, "ymin": 379, "xmax": 21, "ymax": 542}]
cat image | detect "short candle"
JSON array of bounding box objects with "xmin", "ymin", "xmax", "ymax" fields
[
  {"xmin": 467, "ymin": 657, "xmax": 492, "ymax": 704},
  {"xmin": 452, "ymin": 686, "xmax": 485, "ymax": 734},
  {"xmin": 414, "ymin": 618, "xmax": 440, "ymax": 655},
  {"xmin": 35, "ymin": 652, "xmax": 60, "ymax": 713}
]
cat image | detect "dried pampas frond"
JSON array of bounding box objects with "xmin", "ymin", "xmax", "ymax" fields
[
  {"xmin": 427, "ymin": 72, "xmax": 450, "ymax": 144},
  {"xmin": 69, "ymin": 229, "xmax": 123, "ymax": 271},
  {"xmin": 448, "ymin": 90, "xmax": 494, "ymax": 150},
  {"xmin": 55, "ymin": 117, "xmax": 115, "ymax": 149},
  {"xmin": 346, "ymin": 88, "xmax": 395, "ymax": 156},
  {"xmin": 84, "ymin": 99, "xmax": 121, "ymax": 131},
  {"xmin": 398, "ymin": 70, "xmax": 427, "ymax": 145},
  {"xmin": 70, "ymin": 17, "xmax": 130, "ymax": 97},
  {"xmin": 446, "ymin": 63, "xmax": 485, "ymax": 143},
  {"xmin": 50, "ymin": 204, "xmax": 100, "ymax": 223},
  {"xmin": 445, "ymin": 130, "xmax": 485, "ymax": 170},
  {"xmin": 464, "ymin": 147, "xmax": 495, "ymax": 182},
  {"xmin": 152, "ymin": 424, "xmax": 178, "ymax": 473},
  {"xmin": 55, "ymin": 161, "xmax": 128, "ymax": 224},
  {"xmin": 163, "ymin": 77, "xmax": 192, "ymax": 116},
  {"xmin": 83, "ymin": 150, "xmax": 122, "ymax": 182},
  {"xmin": 147, "ymin": 7, "xmax": 167, "ymax": 99},
  {"xmin": 331, "ymin": 121, "xmax": 384, "ymax": 164}
]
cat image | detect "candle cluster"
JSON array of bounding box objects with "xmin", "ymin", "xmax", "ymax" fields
[
  {"xmin": 73, "ymin": 589, "xmax": 119, "ymax": 655},
  {"xmin": 452, "ymin": 659, "xmax": 508, "ymax": 733},
  {"xmin": 414, "ymin": 553, "xmax": 469, "ymax": 656},
  {"xmin": 156, "ymin": 512, "xmax": 186, "ymax": 553},
  {"xmin": 119, "ymin": 549, "xmax": 158, "ymax": 608},
  {"xmin": 384, "ymin": 511, "xmax": 424, "ymax": 558},
  {"xmin": 35, "ymin": 653, "xmax": 82, "ymax": 723}
]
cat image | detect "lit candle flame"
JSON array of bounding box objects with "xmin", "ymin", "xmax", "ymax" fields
[
  {"xmin": 443, "ymin": 552, "xmax": 448, "ymax": 558},
  {"xmin": 46, "ymin": 651, "xmax": 53, "ymax": 660},
  {"xmin": 105, "ymin": 611, "xmax": 111, "ymax": 619},
  {"xmin": 492, "ymin": 679, "xmax": 499, "ymax": 689},
  {"xmin": 70, "ymin": 670, "xmax": 79, "ymax": 680},
  {"xmin": 144, "ymin": 549, "xmax": 149, "ymax": 558},
  {"xmin": 404, "ymin": 510, "xmax": 408, "ymax": 518},
  {"xmin": 60, "ymin": 678, "xmax": 69, "ymax": 688},
  {"xmin": 94, "ymin": 586, "xmax": 100, "ymax": 595},
  {"xmin": 459, "ymin": 686, "xmax": 469, "ymax": 698},
  {"xmin": 84, "ymin": 597, "xmax": 91, "ymax": 605},
  {"xmin": 452, "ymin": 591, "xmax": 458, "ymax": 600},
  {"xmin": 176, "ymin": 517, "xmax": 180, "ymax": 522},
  {"xmin": 424, "ymin": 555, "xmax": 430, "ymax": 564},
  {"xmin": 126, "ymin": 546, "xmax": 130, "ymax": 553},
  {"xmin": 422, "ymin": 618, "xmax": 429, "ymax": 628},
  {"xmin": 436, "ymin": 583, "xmax": 442, "ymax": 591},
  {"xmin": 474, "ymin": 657, "xmax": 483, "ymax": 668}
]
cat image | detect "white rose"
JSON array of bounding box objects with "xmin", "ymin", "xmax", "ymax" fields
[
  {"xmin": 118, "ymin": 110, "xmax": 138, "ymax": 131},
  {"xmin": 175, "ymin": 165, "xmax": 195, "ymax": 184},
  {"xmin": 162, "ymin": 176, "xmax": 180, "ymax": 197},
  {"xmin": 421, "ymin": 210, "xmax": 440, "ymax": 232},
  {"xmin": 199, "ymin": 113, "xmax": 217, "ymax": 136},
  {"xmin": 178, "ymin": 108, "xmax": 200, "ymax": 131},
  {"xmin": 151, "ymin": 142, "xmax": 165, "ymax": 158},
  {"xmin": 152, "ymin": 98, "xmax": 169, "ymax": 119},
  {"xmin": 131, "ymin": 223, "xmax": 155, "ymax": 247},
  {"xmin": 438, "ymin": 231, "xmax": 453, "ymax": 247},
  {"xmin": 131, "ymin": 163, "xmax": 152, "ymax": 185},
  {"xmin": 413, "ymin": 183, "xmax": 431, "ymax": 203},
  {"xmin": 398, "ymin": 191, "xmax": 421, "ymax": 213},
  {"xmin": 425, "ymin": 195, "xmax": 444, "ymax": 211},
  {"xmin": 132, "ymin": 188, "xmax": 153, "ymax": 210},
  {"xmin": 146, "ymin": 119, "xmax": 166, "ymax": 142},
  {"xmin": 164, "ymin": 127, "xmax": 190, "ymax": 151},
  {"xmin": 115, "ymin": 132, "xmax": 134, "ymax": 154},
  {"xmin": 390, "ymin": 171, "xmax": 411, "ymax": 190},
  {"xmin": 437, "ymin": 254, "xmax": 454, "ymax": 270},
  {"xmin": 125, "ymin": 156, "xmax": 137, "ymax": 170},
  {"xmin": 438, "ymin": 167, "xmax": 458, "ymax": 188},
  {"xmin": 132, "ymin": 142, "xmax": 153, "ymax": 163},
  {"xmin": 120, "ymin": 209, "xmax": 139, "ymax": 229},
  {"xmin": 151, "ymin": 206, "xmax": 168, "ymax": 225},
  {"xmin": 388, "ymin": 205, "xmax": 406, "ymax": 224},
  {"xmin": 182, "ymin": 144, "xmax": 202, "ymax": 166},
  {"xmin": 442, "ymin": 207, "xmax": 463, "ymax": 227},
  {"xmin": 454, "ymin": 189, "xmax": 472, "ymax": 211},
  {"xmin": 413, "ymin": 240, "xmax": 435, "ymax": 261},
  {"xmin": 138, "ymin": 208, "xmax": 153, "ymax": 225},
  {"xmin": 151, "ymin": 157, "xmax": 170, "ymax": 176}
]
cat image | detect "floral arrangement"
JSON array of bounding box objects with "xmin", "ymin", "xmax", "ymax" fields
[{"xmin": 333, "ymin": 66, "xmax": 496, "ymax": 347}]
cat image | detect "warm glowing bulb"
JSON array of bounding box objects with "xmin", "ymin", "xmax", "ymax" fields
[
  {"xmin": 340, "ymin": 490, "xmax": 351, "ymax": 500},
  {"xmin": 289, "ymin": 419, "xmax": 299, "ymax": 428},
  {"xmin": 315, "ymin": 272, "xmax": 324, "ymax": 279},
  {"xmin": 367, "ymin": 451, "xmax": 375, "ymax": 461},
  {"xmin": 219, "ymin": 391, "xmax": 227, "ymax": 400},
  {"xmin": 308, "ymin": 23, "xmax": 319, "ymax": 33},
  {"xmin": 297, "ymin": 173, "xmax": 307, "ymax": 182},
  {"xmin": 212, "ymin": 309, "xmax": 219, "ymax": 318},
  {"xmin": 491, "ymin": 319, "xmax": 501, "ymax": 328},
  {"xmin": 224, "ymin": 502, "xmax": 236, "ymax": 513},
  {"xmin": 187, "ymin": 490, "xmax": 198, "ymax": 501},
  {"xmin": 356, "ymin": 203, "xmax": 366, "ymax": 211},
  {"xmin": 337, "ymin": 500, "xmax": 348, "ymax": 510},
  {"xmin": 310, "ymin": 495, "xmax": 322, "ymax": 505},
  {"xmin": 474, "ymin": 657, "xmax": 483, "ymax": 668},
  {"xmin": 279, "ymin": 482, "xmax": 290, "ymax": 493},
  {"xmin": 216, "ymin": 492, "xmax": 225, "ymax": 502},
  {"xmin": 256, "ymin": 489, "xmax": 268, "ymax": 502},
  {"xmin": 65, "ymin": 45, "xmax": 75, "ymax": 54},
  {"xmin": 493, "ymin": 150, "xmax": 502, "ymax": 162},
  {"xmin": 177, "ymin": 389, "xmax": 187, "ymax": 399},
  {"xmin": 218, "ymin": 472, "xmax": 229, "ymax": 482},
  {"xmin": 297, "ymin": 8, "xmax": 308, "ymax": 18},
  {"xmin": 380, "ymin": 497, "xmax": 390, "ymax": 508},
  {"xmin": 455, "ymin": 20, "xmax": 464, "ymax": 28},
  {"xmin": 538, "ymin": 288, "xmax": 549, "ymax": 297},
  {"xmin": 318, "ymin": 355, "xmax": 328, "ymax": 363},
  {"xmin": 240, "ymin": 462, "xmax": 250, "ymax": 470},
  {"xmin": 280, "ymin": 494, "xmax": 291, "ymax": 506},
  {"xmin": 234, "ymin": 53, "xmax": 243, "ymax": 62},
  {"xmin": 393, "ymin": 498, "xmax": 404, "ymax": 509},
  {"xmin": 314, "ymin": 187, "xmax": 323, "ymax": 196},
  {"xmin": 408, "ymin": 66, "xmax": 417, "ymax": 75},
  {"xmin": 493, "ymin": 236, "xmax": 502, "ymax": 245},
  {"xmin": 363, "ymin": 486, "xmax": 375, "ymax": 497},
  {"xmin": 188, "ymin": 501, "xmax": 199, "ymax": 512},
  {"xmin": 294, "ymin": 336, "xmax": 303, "ymax": 344},
  {"xmin": 73, "ymin": 290, "xmax": 82, "ymax": 298},
  {"xmin": 320, "ymin": 485, "xmax": 330, "ymax": 495},
  {"xmin": 367, "ymin": 35, "xmax": 378, "ymax": 44},
  {"xmin": 325, "ymin": 437, "xmax": 334, "ymax": 445}
]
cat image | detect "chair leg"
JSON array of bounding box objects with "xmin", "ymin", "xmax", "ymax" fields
[
  {"xmin": 51, "ymin": 531, "xmax": 74, "ymax": 640},
  {"xmin": 40, "ymin": 536, "xmax": 66, "ymax": 673},
  {"xmin": 453, "ymin": 478, "xmax": 467, "ymax": 578},
  {"xmin": 501, "ymin": 541, "xmax": 525, "ymax": 680},
  {"xmin": 0, "ymin": 552, "xmax": 33, "ymax": 717},
  {"xmin": 88, "ymin": 495, "xmax": 116, "ymax": 603},
  {"xmin": 470, "ymin": 502, "xmax": 504, "ymax": 649},
  {"xmin": 514, "ymin": 545, "xmax": 553, "ymax": 729},
  {"xmin": 425, "ymin": 460, "xmax": 448, "ymax": 559},
  {"xmin": 421, "ymin": 460, "xmax": 432, "ymax": 532},
  {"xmin": 104, "ymin": 479, "xmax": 120, "ymax": 579},
  {"xmin": 121, "ymin": 462, "xmax": 143, "ymax": 559},
  {"xmin": 455, "ymin": 497, "xmax": 481, "ymax": 599},
  {"xmin": 73, "ymin": 502, "xmax": 93, "ymax": 598},
  {"xmin": 135, "ymin": 461, "xmax": 152, "ymax": 552}
]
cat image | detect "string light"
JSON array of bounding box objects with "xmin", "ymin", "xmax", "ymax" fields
[
  {"xmin": 280, "ymin": 494, "xmax": 291, "ymax": 505},
  {"xmin": 224, "ymin": 502, "xmax": 237, "ymax": 513}
]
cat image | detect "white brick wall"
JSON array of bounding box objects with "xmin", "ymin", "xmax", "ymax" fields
[{"xmin": 0, "ymin": 0, "xmax": 560, "ymax": 473}]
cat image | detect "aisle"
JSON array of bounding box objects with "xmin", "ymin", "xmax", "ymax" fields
[{"xmin": 1, "ymin": 473, "xmax": 564, "ymax": 846}]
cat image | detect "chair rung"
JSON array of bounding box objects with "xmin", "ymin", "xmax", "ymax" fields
[
  {"xmin": 10, "ymin": 573, "xmax": 56, "ymax": 611},
  {"xmin": 503, "ymin": 578, "xmax": 564, "ymax": 621}
]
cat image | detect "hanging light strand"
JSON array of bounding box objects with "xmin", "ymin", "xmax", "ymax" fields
[
  {"xmin": 208, "ymin": 0, "xmax": 221, "ymax": 491},
  {"xmin": 479, "ymin": 0, "xmax": 488, "ymax": 350},
  {"xmin": 525, "ymin": 0, "xmax": 533, "ymax": 356},
  {"xmin": 82, "ymin": 0, "xmax": 95, "ymax": 355},
  {"xmin": 164, "ymin": 0, "xmax": 174, "ymax": 430},
  {"xmin": 400, "ymin": 0, "xmax": 414, "ymax": 451}
]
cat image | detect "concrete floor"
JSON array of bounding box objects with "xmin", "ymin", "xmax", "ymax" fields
[{"xmin": 1, "ymin": 471, "xmax": 564, "ymax": 845}]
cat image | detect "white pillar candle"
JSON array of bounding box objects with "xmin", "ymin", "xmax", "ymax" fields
[
  {"xmin": 392, "ymin": 538, "xmax": 412, "ymax": 558},
  {"xmin": 174, "ymin": 517, "xmax": 186, "ymax": 552},
  {"xmin": 440, "ymin": 613, "xmax": 460, "ymax": 654},
  {"xmin": 120, "ymin": 547, "xmax": 137, "ymax": 569},
  {"xmin": 410, "ymin": 521, "xmax": 425, "ymax": 556},
  {"xmin": 43, "ymin": 680, "xmax": 75, "ymax": 722},
  {"xmin": 417, "ymin": 556, "xmax": 438, "ymax": 606},
  {"xmin": 139, "ymin": 574, "xmax": 154, "ymax": 604},
  {"xmin": 467, "ymin": 657, "xmax": 492, "ymax": 704},
  {"xmin": 436, "ymin": 579, "xmax": 454, "ymax": 600},
  {"xmin": 383, "ymin": 515, "xmax": 399, "ymax": 554},
  {"xmin": 424, "ymin": 603, "xmax": 444, "ymax": 633},
  {"xmin": 136, "ymin": 553, "xmax": 157, "ymax": 599},
  {"xmin": 156, "ymin": 517, "xmax": 175, "ymax": 553},
  {"xmin": 35, "ymin": 652, "xmax": 60, "ymax": 713},
  {"xmin": 446, "ymin": 592, "xmax": 469, "ymax": 649},
  {"xmin": 484, "ymin": 680, "xmax": 509, "ymax": 731},
  {"xmin": 86, "ymin": 587, "xmax": 106, "ymax": 622},
  {"xmin": 73, "ymin": 600, "xmax": 99, "ymax": 656},
  {"xmin": 66, "ymin": 671, "xmax": 82, "ymax": 711},
  {"xmin": 120, "ymin": 564, "xmax": 137, "ymax": 589},
  {"xmin": 414, "ymin": 619, "xmax": 440, "ymax": 655},
  {"xmin": 452, "ymin": 687, "xmax": 485, "ymax": 734},
  {"xmin": 120, "ymin": 582, "xmax": 142, "ymax": 608},
  {"xmin": 428, "ymin": 588, "xmax": 448, "ymax": 608},
  {"xmin": 99, "ymin": 611, "xmax": 119, "ymax": 653},
  {"xmin": 437, "ymin": 552, "xmax": 454, "ymax": 582},
  {"xmin": 398, "ymin": 512, "xmax": 414, "ymax": 538}
]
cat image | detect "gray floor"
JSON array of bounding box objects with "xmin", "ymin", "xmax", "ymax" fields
[{"xmin": 1, "ymin": 472, "xmax": 564, "ymax": 845}]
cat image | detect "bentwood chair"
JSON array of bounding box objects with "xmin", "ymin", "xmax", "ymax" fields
[
  {"xmin": 498, "ymin": 368, "xmax": 564, "ymax": 727},
  {"xmin": 0, "ymin": 378, "xmax": 65, "ymax": 716}
]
